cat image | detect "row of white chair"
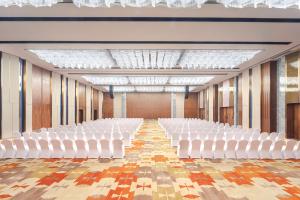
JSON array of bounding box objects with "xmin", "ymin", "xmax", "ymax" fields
[
  {"xmin": 177, "ymin": 139, "xmax": 300, "ymax": 159},
  {"xmin": 170, "ymin": 132, "xmax": 284, "ymax": 147},
  {"xmin": 0, "ymin": 138, "xmax": 125, "ymax": 159}
]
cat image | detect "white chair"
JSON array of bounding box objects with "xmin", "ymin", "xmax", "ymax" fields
[
  {"xmin": 0, "ymin": 144, "xmax": 4, "ymax": 158},
  {"xmin": 122, "ymin": 132, "xmax": 131, "ymax": 147},
  {"xmin": 26, "ymin": 139, "xmax": 39, "ymax": 158},
  {"xmin": 100, "ymin": 139, "xmax": 111, "ymax": 158},
  {"xmin": 214, "ymin": 140, "xmax": 225, "ymax": 159},
  {"xmin": 190, "ymin": 139, "xmax": 201, "ymax": 158},
  {"xmin": 259, "ymin": 132, "xmax": 269, "ymax": 141},
  {"xmin": 63, "ymin": 139, "xmax": 76, "ymax": 158},
  {"xmin": 242, "ymin": 133, "xmax": 252, "ymax": 141},
  {"xmin": 234, "ymin": 134, "xmax": 243, "ymax": 141},
  {"xmin": 50, "ymin": 139, "xmax": 64, "ymax": 158},
  {"xmin": 268, "ymin": 132, "xmax": 278, "ymax": 141},
  {"xmin": 171, "ymin": 133, "xmax": 180, "ymax": 147},
  {"xmin": 236, "ymin": 140, "xmax": 248, "ymax": 159},
  {"xmin": 251, "ymin": 132, "xmax": 260, "ymax": 141},
  {"xmin": 201, "ymin": 140, "xmax": 214, "ymax": 159},
  {"xmin": 283, "ymin": 139, "xmax": 297, "ymax": 159},
  {"xmin": 276, "ymin": 133, "xmax": 285, "ymax": 141},
  {"xmin": 13, "ymin": 139, "xmax": 28, "ymax": 158},
  {"xmin": 48, "ymin": 132, "xmax": 57, "ymax": 140},
  {"xmin": 1, "ymin": 140, "xmax": 15, "ymax": 158},
  {"xmin": 22, "ymin": 132, "xmax": 31, "ymax": 140},
  {"xmin": 271, "ymin": 140, "xmax": 286, "ymax": 159},
  {"xmin": 38, "ymin": 139, "xmax": 51, "ymax": 158},
  {"xmin": 247, "ymin": 140, "xmax": 260, "ymax": 159},
  {"xmin": 225, "ymin": 140, "xmax": 237, "ymax": 159},
  {"xmin": 112, "ymin": 139, "xmax": 124, "ymax": 158},
  {"xmin": 294, "ymin": 142, "xmax": 300, "ymax": 159},
  {"xmin": 75, "ymin": 139, "xmax": 87, "ymax": 158},
  {"xmin": 177, "ymin": 140, "xmax": 190, "ymax": 158},
  {"xmin": 87, "ymin": 139, "xmax": 100, "ymax": 158},
  {"xmin": 259, "ymin": 140, "xmax": 272, "ymax": 159}
]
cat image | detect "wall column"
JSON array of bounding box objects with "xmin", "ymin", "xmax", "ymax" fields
[{"xmin": 277, "ymin": 56, "xmax": 286, "ymax": 134}]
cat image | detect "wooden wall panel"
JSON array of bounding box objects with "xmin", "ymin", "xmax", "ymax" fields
[
  {"xmin": 213, "ymin": 85, "xmax": 219, "ymax": 122},
  {"xmin": 32, "ymin": 65, "xmax": 51, "ymax": 130},
  {"xmin": 102, "ymin": 93, "xmax": 113, "ymax": 118},
  {"xmin": 78, "ymin": 83, "xmax": 86, "ymax": 123},
  {"xmin": 184, "ymin": 93, "xmax": 198, "ymax": 118},
  {"xmin": 93, "ymin": 89, "xmax": 99, "ymax": 120},
  {"xmin": 220, "ymin": 107, "xmax": 234, "ymax": 125},
  {"xmin": 126, "ymin": 93, "xmax": 171, "ymax": 119},
  {"xmin": 286, "ymin": 104, "xmax": 300, "ymax": 139},
  {"xmin": 199, "ymin": 108, "xmax": 205, "ymax": 119},
  {"xmin": 238, "ymin": 74, "xmax": 243, "ymax": 125},
  {"xmin": 261, "ymin": 61, "xmax": 277, "ymax": 133}
]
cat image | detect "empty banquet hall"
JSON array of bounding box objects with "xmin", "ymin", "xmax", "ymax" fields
[{"xmin": 0, "ymin": 0, "xmax": 300, "ymax": 199}]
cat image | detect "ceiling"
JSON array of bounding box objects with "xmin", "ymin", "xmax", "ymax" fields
[{"xmin": 0, "ymin": 3, "xmax": 300, "ymax": 92}]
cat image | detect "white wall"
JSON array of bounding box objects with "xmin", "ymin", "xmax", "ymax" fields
[
  {"xmin": 208, "ymin": 86, "xmax": 214, "ymax": 122},
  {"xmin": 252, "ymin": 65, "xmax": 261, "ymax": 130},
  {"xmin": 175, "ymin": 93, "xmax": 185, "ymax": 118},
  {"xmin": 25, "ymin": 61, "xmax": 32, "ymax": 132},
  {"xmin": 113, "ymin": 93, "xmax": 123, "ymax": 118},
  {"xmin": 1, "ymin": 53, "xmax": 20, "ymax": 138},
  {"xmin": 242, "ymin": 70, "xmax": 250, "ymax": 129},
  {"xmin": 51, "ymin": 72, "xmax": 61, "ymax": 128},
  {"xmin": 86, "ymin": 86, "xmax": 92, "ymax": 121},
  {"xmin": 67, "ymin": 79, "xmax": 76, "ymax": 125},
  {"xmin": 99, "ymin": 91, "xmax": 103, "ymax": 118}
]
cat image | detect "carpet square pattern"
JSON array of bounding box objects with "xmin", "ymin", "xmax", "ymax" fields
[{"xmin": 0, "ymin": 120, "xmax": 299, "ymax": 200}]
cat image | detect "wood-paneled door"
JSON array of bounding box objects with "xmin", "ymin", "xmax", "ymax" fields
[
  {"xmin": 220, "ymin": 107, "xmax": 234, "ymax": 125},
  {"xmin": 184, "ymin": 93, "xmax": 199, "ymax": 118},
  {"xmin": 199, "ymin": 108, "xmax": 205, "ymax": 120},
  {"xmin": 102, "ymin": 93, "xmax": 113, "ymax": 118},
  {"xmin": 286, "ymin": 103, "xmax": 300, "ymax": 139},
  {"xmin": 32, "ymin": 65, "xmax": 51, "ymax": 130},
  {"xmin": 126, "ymin": 93, "xmax": 171, "ymax": 119}
]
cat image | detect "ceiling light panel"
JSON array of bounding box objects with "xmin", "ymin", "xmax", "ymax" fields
[
  {"xmin": 169, "ymin": 76, "xmax": 214, "ymax": 85},
  {"xmin": 104, "ymin": 86, "xmax": 135, "ymax": 92},
  {"xmin": 111, "ymin": 50, "xmax": 181, "ymax": 69},
  {"xmin": 73, "ymin": 0, "xmax": 207, "ymax": 8},
  {"xmin": 29, "ymin": 50, "xmax": 115, "ymax": 69},
  {"xmin": 135, "ymin": 86, "xmax": 164, "ymax": 92},
  {"xmin": 217, "ymin": 0, "xmax": 300, "ymax": 9},
  {"xmin": 83, "ymin": 76, "xmax": 129, "ymax": 85},
  {"xmin": 128, "ymin": 76, "xmax": 169, "ymax": 85},
  {"xmin": 0, "ymin": 0, "xmax": 58, "ymax": 7},
  {"xmin": 179, "ymin": 50, "xmax": 261, "ymax": 69},
  {"xmin": 165, "ymin": 86, "xmax": 196, "ymax": 92}
]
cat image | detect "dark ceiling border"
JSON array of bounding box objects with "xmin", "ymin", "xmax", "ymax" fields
[
  {"xmin": 0, "ymin": 17, "xmax": 300, "ymax": 23},
  {"xmin": 0, "ymin": 41, "xmax": 291, "ymax": 45}
]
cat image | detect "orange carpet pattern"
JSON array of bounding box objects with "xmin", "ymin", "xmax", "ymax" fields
[{"xmin": 0, "ymin": 120, "xmax": 299, "ymax": 200}]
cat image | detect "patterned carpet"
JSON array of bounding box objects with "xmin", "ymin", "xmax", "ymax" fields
[{"xmin": 0, "ymin": 120, "xmax": 300, "ymax": 200}]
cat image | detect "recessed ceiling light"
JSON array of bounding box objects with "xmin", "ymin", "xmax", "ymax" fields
[
  {"xmin": 165, "ymin": 86, "xmax": 196, "ymax": 92},
  {"xmin": 135, "ymin": 86, "xmax": 164, "ymax": 92},
  {"xmin": 0, "ymin": 0, "xmax": 58, "ymax": 7},
  {"xmin": 217, "ymin": 0, "xmax": 300, "ymax": 9},
  {"xmin": 73, "ymin": 0, "xmax": 207, "ymax": 8},
  {"xmin": 169, "ymin": 76, "xmax": 213, "ymax": 85},
  {"xmin": 110, "ymin": 50, "xmax": 182, "ymax": 69},
  {"xmin": 104, "ymin": 86, "xmax": 135, "ymax": 92},
  {"xmin": 179, "ymin": 50, "xmax": 261, "ymax": 69},
  {"xmin": 83, "ymin": 76, "xmax": 129, "ymax": 85},
  {"xmin": 29, "ymin": 50, "xmax": 114, "ymax": 69},
  {"xmin": 128, "ymin": 76, "xmax": 169, "ymax": 85}
]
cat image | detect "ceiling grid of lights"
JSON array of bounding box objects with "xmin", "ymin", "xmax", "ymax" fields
[
  {"xmin": 110, "ymin": 50, "xmax": 182, "ymax": 69},
  {"xmin": 82, "ymin": 76, "xmax": 129, "ymax": 85},
  {"xmin": 179, "ymin": 50, "xmax": 261, "ymax": 69},
  {"xmin": 0, "ymin": 0, "xmax": 58, "ymax": 7},
  {"xmin": 30, "ymin": 49, "xmax": 260, "ymax": 70},
  {"xmin": 1, "ymin": 0, "xmax": 299, "ymax": 8},
  {"xmin": 30, "ymin": 50, "xmax": 115, "ymax": 69},
  {"xmin": 128, "ymin": 76, "xmax": 169, "ymax": 85}
]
